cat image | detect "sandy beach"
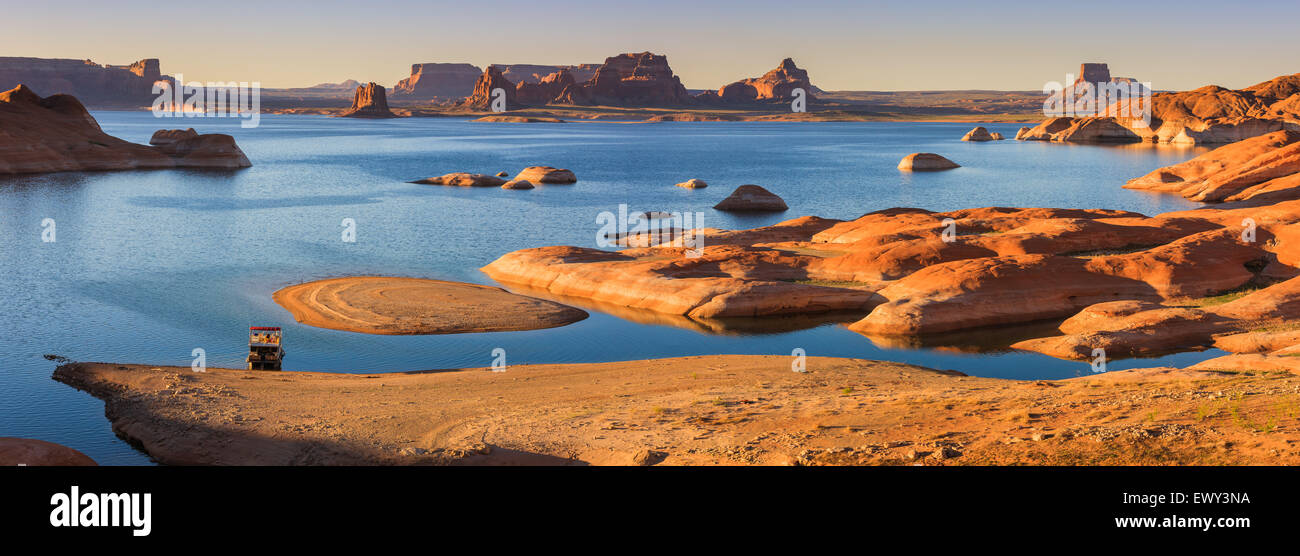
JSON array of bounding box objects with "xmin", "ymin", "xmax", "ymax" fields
[{"xmin": 53, "ymin": 355, "xmax": 1300, "ymax": 465}]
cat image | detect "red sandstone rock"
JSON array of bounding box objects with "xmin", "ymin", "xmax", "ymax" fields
[
  {"xmin": 501, "ymin": 179, "xmax": 535, "ymax": 190},
  {"xmin": 0, "ymin": 438, "xmax": 96, "ymax": 466},
  {"xmin": 713, "ymin": 185, "xmax": 788, "ymax": 212},
  {"xmin": 461, "ymin": 65, "xmax": 517, "ymax": 110},
  {"xmin": 411, "ymin": 173, "xmax": 507, "ymax": 187},
  {"xmin": 0, "ymin": 85, "xmax": 250, "ymax": 174},
  {"xmin": 1125, "ymin": 130, "xmax": 1300, "ymax": 202},
  {"xmin": 340, "ymin": 82, "xmax": 395, "ymax": 118},
  {"xmin": 514, "ymin": 166, "xmax": 576, "ymax": 183},
  {"xmin": 391, "ymin": 63, "xmax": 482, "ymax": 99},
  {"xmin": 0, "ymin": 56, "xmax": 168, "ymax": 107},
  {"xmin": 714, "ymin": 58, "xmax": 816, "ymax": 103},
  {"xmin": 515, "ymin": 69, "xmax": 576, "ymax": 106},
  {"xmin": 898, "ymin": 153, "xmax": 959, "ymax": 171},
  {"xmin": 675, "ymin": 178, "xmax": 708, "ymax": 189},
  {"xmin": 148, "ymin": 127, "xmax": 198, "ymax": 145},
  {"xmin": 961, "ymin": 127, "xmax": 995, "ymax": 141},
  {"xmin": 553, "ymin": 52, "xmax": 693, "ymax": 106}
]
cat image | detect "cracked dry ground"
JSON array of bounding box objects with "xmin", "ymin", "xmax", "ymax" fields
[{"xmin": 52, "ymin": 356, "xmax": 1300, "ymax": 466}]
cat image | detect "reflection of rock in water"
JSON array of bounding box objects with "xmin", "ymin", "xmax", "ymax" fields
[
  {"xmin": 496, "ymin": 282, "xmax": 865, "ymax": 335},
  {"xmin": 855, "ymin": 319, "xmax": 1068, "ymax": 354}
]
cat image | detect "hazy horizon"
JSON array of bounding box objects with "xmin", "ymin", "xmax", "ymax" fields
[{"xmin": 3, "ymin": 0, "xmax": 1297, "ymax": 92}]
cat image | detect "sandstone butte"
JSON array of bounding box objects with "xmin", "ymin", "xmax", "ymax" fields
[
  {"xmin": 339, "ymin": 82, "xmax": 396, "ymax": 118},
  {"xmin": 1019, "ymin": 71, "xmax": 1300, "ymax": 145},
  {"xmin": 272, "ymin": 276, "xmax": 586, "ymax": 335},
  {"xmin": 483, "ymin": 132, "xmax": 1300, "ymax": 362},
  {"xmin": 898, "ymin": 153, "xmax": 960, "ymax": 171},
  {"xmin": 0, "ymin": 437, "xmax": 96, "ymax": 466},
  {"xmin": 0, "ymin": 85, "xmax": 251, "ymax": 174},
  {"xmin": 0, "ymin": 56, "xmax": 168, "ymax": 107},
  {"xmin": 50, "ymin": 355, "xmax": 1300, "ymax": 465},
  {"xmin": 454, "ymin": 54, "xmax": 817, "ymax": 109}
]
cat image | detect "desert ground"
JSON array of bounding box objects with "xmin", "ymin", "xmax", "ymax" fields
[{"xmin": 53, "ymin": 355, "xmax": 1300, "ymax": 466}]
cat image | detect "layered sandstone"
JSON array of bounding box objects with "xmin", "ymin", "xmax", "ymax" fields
[
  {"xmin": 1021, "ymin": 72, "xmax": 1300, "ymax": 144},
  {"xmin": 461, "ymin": 65, "xmax": 516, "ymax": 110},
  {"xmin": 1124, "ymin": 130, "xmax": 1300, "ymax": 202},
  {"xmin": 715, "ymin": 58, "xmax": 816, "ymax": 103},
  {"xmin": 340, "ymin": 82, "xmax": 396, "ymax": 118},
  {"xmin": 553, "ymin": 52, "xmax": 693, "ymax": 106},
  {"xmin": 391, "ymin": 63, "xmax": 482, "ymax": 99},
  {"xmin": 0, "ymin": 85, "xmax": 251, "ymax": 174},
  {"xmin": 0, "ymin": 56, "xmax": 169, "ymax": 107}
]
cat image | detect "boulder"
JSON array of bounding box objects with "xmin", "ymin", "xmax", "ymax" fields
[
  {"xmin": 675, "ymin": 178, "xmax": 708, "ymax": 189},
  {"xmin": 713, "ymin": 185, "xmax": 788, "ymax": 212},
  {"xmin": 0, "ymin": 438, "xmax": 96, "ymax": 466},
  {"xmin": 148, "ymin": 127, "xmax": 198, "ymax": 145},
  {"xmin": 501, "ymin": 179, "xmax": 535, "ymax": 190},
  {"xmin": 0, "ymin": 56, "xmax": 167, "ymax": 107},
  {"xmin": 990, "ymin": 132, "xmax": 1005, "ymax": 140},
  {"xmin": 961, "ymin": 126, "xmax": 995, "ymax": 141},
  {"xmin": 898, "ymin": 153, "xmax": 960, "ymax": 171},
  {"xmin": 515, "ymin": 166, "xmax": 576, "ymax": 183},
  {"xmin": 1014, "ymin": 126, "xmax": 1032, "ymax": 140},
  {"xmin": 411, "ymin": 173, "xmax": 507, "ymax": 187},
  {"xmin": 340, "ymin": 82, "xmax": 395, "ymax": 118}
]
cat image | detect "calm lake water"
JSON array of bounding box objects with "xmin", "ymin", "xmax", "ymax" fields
[{"xmin": 0, "ymin": 113, "xmax": 1222, "ymax": 464}]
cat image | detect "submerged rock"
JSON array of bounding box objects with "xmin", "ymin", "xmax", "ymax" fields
[
  {"xmin": 412, "ymin": 173, "xmax": 507, "ymax": 187},
  {"xmin": 501, "ymin": 179, "xmax": 535, "ymax": 190},
  {"xmin": 675, "ymin": 178, "xmax": 708, "ymax": 189}
]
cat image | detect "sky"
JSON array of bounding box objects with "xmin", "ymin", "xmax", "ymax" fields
[{"xmin": 2, "ymin": 0, "xmax": 1297, "ymax": 91}]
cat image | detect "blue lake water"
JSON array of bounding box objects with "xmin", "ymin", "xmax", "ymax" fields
[{"xmin": 0, "ymin": 113, "xmax": 1223, "ymax": 464}]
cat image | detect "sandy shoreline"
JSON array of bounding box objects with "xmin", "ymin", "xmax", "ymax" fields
[{"xmin": 53, "ymin": 355, "xmax": 1300, "ymax": 465}]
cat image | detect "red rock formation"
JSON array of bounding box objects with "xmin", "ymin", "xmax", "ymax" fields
[
  {"xmin": 340, "ymin": 82, "xmax": 396, "ymax": 118},
  {"xmin": 0, "ymin": 438, "xmax": 96, "ymax": 466},
  {"xmin": 960, "ymin": 127, "xmax": 995, "ymax": 141},
  {"xmin": 461, "ymin": 66, "xmax": 517, "ymax": 110},
  {"xmin": 500, "ymin": 63, "xmax": 600, "ymax": 85},
  {"xmin": 515, "ymin": 166, "xmax": 576, "ymax": 183},
  {"xmin": 411, "ymin": 173, "xmax": 507, "ymax": 187},
  {"xmin": 0, "ymin": 56, "xmax": 169, "ymax": 107},
  {"xmin": 0, "ymin": 85, "xmax": 251, "ymax": 174},
  {"xmin": 713, "ymin": 185, "xmax": 788, "ymax": 212},
  {"xmin": 714, "ymin": 58, "xmax": 816, "ymax": 103},
  {"xmin": 1023, "ymin": 72, "xmax": 1300, "ymax": 144},
  {"xmin": 515, "ymin": 69, "xmax": 575, "ymax": 105},
  {"xmin": 553, "ymin": 52, "xmax": 693, "ymax": 106},
  {"xmin": 391, "ymin": 63, "xmax": 482, "ymax": 99},
  {"xmin": 1125, "ymin": 130, "xmax": 1300, "ymax": 202}
]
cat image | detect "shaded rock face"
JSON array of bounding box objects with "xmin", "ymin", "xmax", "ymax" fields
[
  {"xmin": 461, "ymin": 65, "xmax": 517, "ymax": 110},
  {"xmin": 0, "ymin": 85, "xmax": 251, "ymax": 174},
  {"xmin": 714, "ymin": 58, "xmax": 816, "ymax": 103},
  {"xmin": 515, "ymin": 69, "xmax": 575, "ymax": 105},
  {"xmin": 898, "ymin": 153, "xmax": 959, "ymax": 171},
  {"xmin": 341, "ymin": 82, "xmax": 395, "ymax": 118},
  {"xmin": 149, "ymin": 128, "xmax": 198, "ymax": 145},
  {"xmin": 391, "ymin": 63, "xmax": 482, "ymax": 99},
  {"xmin": 713, "ymin": 185, "xmax": 788, "ymax": 212},
  {"xmin": 0, "ymin": 438, "xmax": 96, "ymax": 466},
  {"xmin": 553, "ymin": 52, "xmax": 693, "ymax": 106},
  {"xmin": 0, "ymin": 56, "xmax": 169, "ymax": 107},
  {"xmin": 1023, "ymin": 72, "xmax": 1300, "ymax": 144},
  {"xmin": 500, "ymin": 63, "xmax": 600, "ymax": 85}
]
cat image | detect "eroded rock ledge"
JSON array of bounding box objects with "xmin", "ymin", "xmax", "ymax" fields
[{"xmin": 0, "ymin": 84, "xmax": 251, "ymax": 174}]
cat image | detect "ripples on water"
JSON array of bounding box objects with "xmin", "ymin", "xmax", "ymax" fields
[{"xmin": 0, "ymin": 113, "xmax": 1218, "ymax": 464}]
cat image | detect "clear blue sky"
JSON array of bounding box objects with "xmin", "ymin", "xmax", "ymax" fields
[{"xmin": 2, "ymin": 0, "xmax": 1296, "ymax": 91}]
